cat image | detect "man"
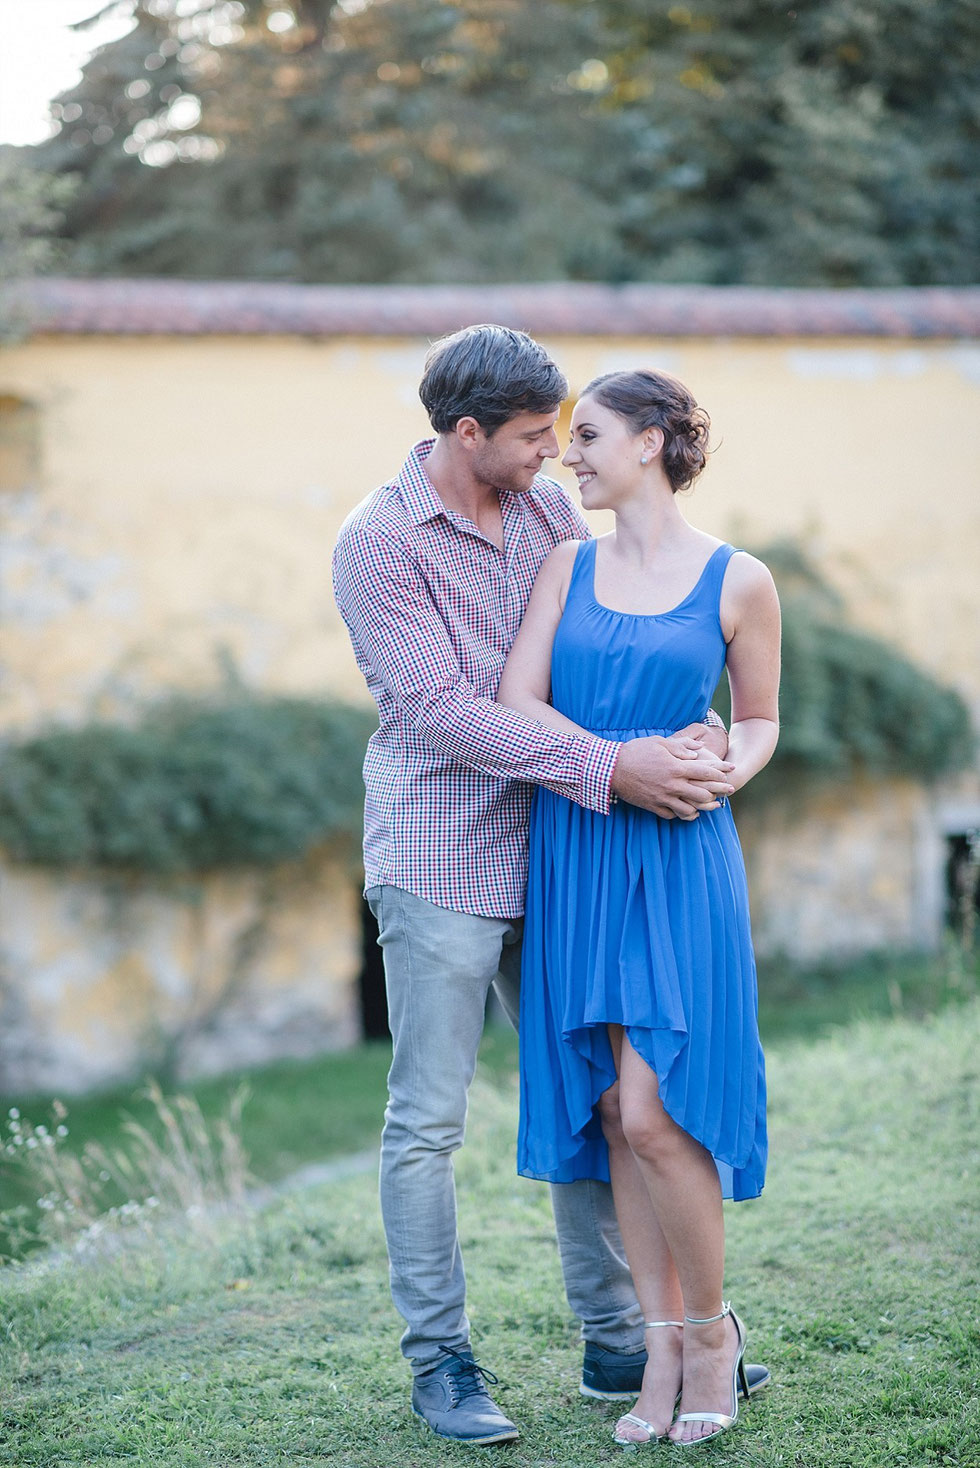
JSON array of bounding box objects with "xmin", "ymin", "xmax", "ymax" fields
[{"xmin": 332, "ymin": 324, "xmax": 765, "ymax": 1445}]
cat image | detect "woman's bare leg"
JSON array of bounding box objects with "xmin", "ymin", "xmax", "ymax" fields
[
  {"xmin": 598, "ymin": 1026, "xmax": 683, "ymax": 1440},
  {"xmin": 613, "ymin": 1031, "xmax": 744, "ymax": 1445}
]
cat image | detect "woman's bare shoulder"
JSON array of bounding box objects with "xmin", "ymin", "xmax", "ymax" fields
[
  {"xmin": 536, "ymin": 536, "xmax": 584, "ymax": 583},
  {"xmin": 726, "ymin": 549, "xmax": 778, "ymax": 597}
]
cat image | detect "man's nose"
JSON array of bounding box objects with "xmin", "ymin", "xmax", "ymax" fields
[{"xmin": 539, "ymin": 430, "xmax": 560, "ymax": 459}]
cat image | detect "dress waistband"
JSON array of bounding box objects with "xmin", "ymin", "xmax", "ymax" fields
[{"xmin": 588, "ymin": 724, "xmax": 688, "ymax": 739}]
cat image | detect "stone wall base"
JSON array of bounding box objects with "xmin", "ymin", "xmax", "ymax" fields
[{"xmin": 0, "ymin": 848, "xmax": 361, "ymax": 1095}]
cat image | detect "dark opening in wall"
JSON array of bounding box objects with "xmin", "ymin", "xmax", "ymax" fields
[
  {"xmin": 945, "ymin": 830, "xmax": 980, "ymax": 943},
  {"xmin": 358, "ymin": 896, "xmax": 390, "ymax": 1039}
]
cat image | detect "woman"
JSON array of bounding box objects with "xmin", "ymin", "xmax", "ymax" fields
[{"xmin": 496, "ymin": 370, "xmax": 780, "ymax": 1448}]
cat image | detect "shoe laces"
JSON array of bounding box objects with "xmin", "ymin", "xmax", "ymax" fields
[{"xmin": 438, "ymin": 1346, "xmax": 500, "ymax": 1403}]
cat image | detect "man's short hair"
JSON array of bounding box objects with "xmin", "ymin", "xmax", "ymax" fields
[{"xmin": 419, "ymin": 323, "xmax": 568, "ymax": 435}]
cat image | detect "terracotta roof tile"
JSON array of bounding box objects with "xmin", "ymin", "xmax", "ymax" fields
[{"xmin": 9, "ymin": 277, "xmax": 980, "ymax": 338}]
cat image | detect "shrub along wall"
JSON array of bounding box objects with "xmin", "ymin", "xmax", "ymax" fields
[{"xmin": 0, "ymin": 697, "xmax": 376, "ymax": 874}]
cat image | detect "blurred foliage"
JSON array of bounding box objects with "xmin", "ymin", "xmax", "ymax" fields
[
  {"xmin": 0, "ymin": 696, "xmax": 376, "ymax": 874},
  {"xmin": 713, "ymin": 541, "xmax": 976, "ymax": 799},
  {"xmin": 21, "ymin": 0, "xmax": 980, "ymax": 285},
  {"xmin": 0, "ymin": 151, "xmax": 75, "ymax": 338},
  {"xmin": 593, "ymin": 0, "xmax": 980, "ymax": 285}
]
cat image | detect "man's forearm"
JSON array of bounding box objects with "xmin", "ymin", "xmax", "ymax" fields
[{"xmin": 403, "ymin": 679, "xmax": 620, "ymax": 811}]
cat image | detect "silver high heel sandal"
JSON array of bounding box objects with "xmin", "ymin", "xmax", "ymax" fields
[
  {"xmin": 671, "ymin": 1303, "xmax": 748, "ymax": 1448},
  {"xmin": 613, "ymin": 1320, "xmax": 683, "ymax": 1447}
]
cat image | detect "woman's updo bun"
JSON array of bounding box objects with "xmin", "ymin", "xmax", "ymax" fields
[{"xmin": 581, "ymin": 369, "xmax": 711, "ymax": 492}]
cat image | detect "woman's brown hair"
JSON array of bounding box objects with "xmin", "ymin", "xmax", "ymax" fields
[{"xmin": 582, "ymin": 369, "xmax": 711, "ymax": 492}]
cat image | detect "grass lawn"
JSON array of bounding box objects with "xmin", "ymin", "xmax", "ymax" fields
[{"xmin": 1, "ymin": 989, "xmax": 978, "ymax": 1467}]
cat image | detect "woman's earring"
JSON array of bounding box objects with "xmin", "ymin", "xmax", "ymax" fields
[{"xmin": 640, "ymin": 454, "xmax": 649, "ymax": 465}]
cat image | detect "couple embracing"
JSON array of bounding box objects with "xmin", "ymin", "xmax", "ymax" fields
[{"xmin": 332, "ymin": 324, "xmax": 780, "ymax": 1449}]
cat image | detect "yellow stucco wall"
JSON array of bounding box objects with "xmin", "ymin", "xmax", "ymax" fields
[
  {"xmin": 1, "ymin": 329, "xmax": 977, "ymax": 1089},
  {"xmin": 2, "ymin": 333, "xmax": 978, "ymax": 728}
]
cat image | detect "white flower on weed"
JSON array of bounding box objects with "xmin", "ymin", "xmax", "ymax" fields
[
  {"xmin": 25, "ymin": 1137, "xmax": 38, "ymax": 1149},
  {"xmin": 7, "ymin": 1108, "xmax": 19, "ymax": 1120},
  {"xmin": 56, "ymin": 1125, "xmax": 69, "ymax": 1138},
  {"xmin": 35, "ymin": 1125, "xmax": 47, "ymax": 1137},
  {"xmin": 99, "ymin": 1170, "xmax": 110, "ymax": 1182}
]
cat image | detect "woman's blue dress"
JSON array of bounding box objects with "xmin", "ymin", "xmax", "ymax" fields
[{"xmin": 518, "ymin": 539, "xmax": 767, "ymax": 1201}]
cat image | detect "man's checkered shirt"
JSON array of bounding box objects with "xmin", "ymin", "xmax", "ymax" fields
[{"xmin": 332, "ymin": 439, "xmax": 621, "ymax": 918}]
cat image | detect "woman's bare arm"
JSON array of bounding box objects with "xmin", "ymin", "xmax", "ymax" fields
[
  {"xmin": 496, "ymin": 543, "xmax": 588, "ymax": 736},
  {"xmin": 720, "ymin": 553, "xmax": 781, "ymax": 791}
]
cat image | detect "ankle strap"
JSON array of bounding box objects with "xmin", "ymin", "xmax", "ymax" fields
[
  {"xmin": 643, "ymin": 1319, "xmax": 683, "ymax": 1329},
  {"xmin": 683, "ymin": 1301, "xmax": 731, "ymax": 1326}
]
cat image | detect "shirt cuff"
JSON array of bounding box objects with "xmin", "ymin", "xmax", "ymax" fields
[
  {"xmin": 581, "ymin": 737, "xmax": 622, "ymax": 814},
  {"xmin": 704, "ymin": 707, "xmax": 727, "ymax": 730}
]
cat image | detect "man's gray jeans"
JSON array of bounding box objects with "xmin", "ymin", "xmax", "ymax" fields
[{"xmin": 366, "ymin": 884, "xmax": 643, "ymax": 1374}]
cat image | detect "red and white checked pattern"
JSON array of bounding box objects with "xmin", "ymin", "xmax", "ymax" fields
[{"xmin": 332, "ymin": 439, "xmax": 620, "ymax": 917}]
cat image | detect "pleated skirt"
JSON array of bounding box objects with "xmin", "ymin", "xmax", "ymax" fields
[{"xmin": 517, "ymin": 789, "xmax": 767, "ymax": 1201}]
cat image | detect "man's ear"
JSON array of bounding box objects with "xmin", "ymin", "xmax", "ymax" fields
[{"xmin": 454, "ymin": 416, "xmax": 484, "ymax": 450}]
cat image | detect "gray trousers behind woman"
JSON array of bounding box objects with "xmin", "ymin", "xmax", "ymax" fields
[{"xmin": 367, "ymin": 883, "xmax": 644, "ymax": 1373}]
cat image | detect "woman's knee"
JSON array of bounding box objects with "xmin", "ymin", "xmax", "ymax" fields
[
  {"xmin": 620, "ymin": 1098, "xmax": 676, "ymax": 1163},
  {"xmin": 597, "ymin": 1080, "xmax": 628, "ymax": 1148}
]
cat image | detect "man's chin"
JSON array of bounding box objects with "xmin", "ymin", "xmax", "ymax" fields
[{"xmin": 484, "ymin": 468, "xmax": 541, "ymax": 495}]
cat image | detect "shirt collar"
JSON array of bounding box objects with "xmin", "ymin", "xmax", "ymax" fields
[
  {"xmin": 395, "ymin": 440, "xmax": 448, "ymax": 525},
  {"xmin": 394, "ymin": 437, "xmax": 532, "ymax": 537}
]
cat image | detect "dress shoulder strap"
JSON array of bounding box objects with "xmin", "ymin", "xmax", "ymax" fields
[
  {"xmin": 698, "ymin": 542, "xmax": 739, "ymax": 609},
  {"xmin": 564, "ymin": 536, "xmax": 596, "ymax": 601}
]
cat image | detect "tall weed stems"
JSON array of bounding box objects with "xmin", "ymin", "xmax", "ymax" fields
[{"xmin": 0, "ymin": 1080, "xmax": 249, "ymax": 1259}]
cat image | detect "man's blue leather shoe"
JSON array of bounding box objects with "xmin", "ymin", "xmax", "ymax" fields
[
  {"xmin": 412, "ymin": 1347, "xmax": 520, "ymax": 1445},
  {"xmin": 580, "ymin": 1342, "xmax": 772, "ymax": 1402}
]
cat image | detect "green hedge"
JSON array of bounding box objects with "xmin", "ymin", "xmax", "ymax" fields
[{"xmin": 0, "ymin": 698, "xmax": 376, "ymax": 874}]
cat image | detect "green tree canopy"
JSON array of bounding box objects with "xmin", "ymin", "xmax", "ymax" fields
[{"xmin": 21, "ymin": 0, "xmax": 980, "ymax": 284}]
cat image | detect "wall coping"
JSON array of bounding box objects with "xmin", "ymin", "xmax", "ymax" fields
[{"xmin": 7, "ymin": 277, "xmax": 980, "ymax": 339}]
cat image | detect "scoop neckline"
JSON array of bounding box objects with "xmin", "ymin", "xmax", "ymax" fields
[{"xmin": 587, "ymin": 540, "xmax": 729, "ymax": 620}]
